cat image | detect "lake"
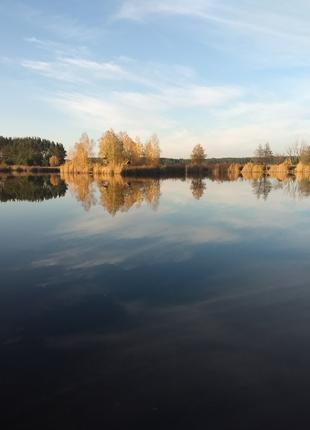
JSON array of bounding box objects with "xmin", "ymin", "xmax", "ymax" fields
[{"xmin": 1, "ymin": 174, "xmax": 310, "ymax": 429}]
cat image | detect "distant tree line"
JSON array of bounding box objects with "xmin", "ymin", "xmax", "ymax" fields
[
  {"xmin": 0, "ymin": 136, "xmax": 66, "ymax": 166},
  {"xmin": 287, "ymin": 141, "xmax": 310, "ymax": 165},
  {"xmin": 253, "ymin": 141, "xmax": 310, "ymax": 166}
]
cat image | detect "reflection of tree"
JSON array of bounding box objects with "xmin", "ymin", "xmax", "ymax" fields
[
  {"xmin": 97, "ymin": 176, "xmax": 126, "ymax": 216},
  {"xmin": 50, "ymin": 175, "xmax": 61, "ymax": 187},
  {"xmin": 190, "ymin": 178, "xmax": 206, "ymax": 200},
  {"xmin": 61, "ymin": 172, "xmax": 96, "ymax": 211},
  {"xmin": 252, "ymin": 177, "xmax": 272, "ymax": 200},
  {"xmin": 227, "ymin": 163, "xmax": 242, "ymax": 181},
  {"xmin": 297, "ymin": 179, "xmax": 310, "ymax": 198},
  {"xmin": 96, "ymin": 176, "xmax": 160, "ymax": 215},
  {"xmin": 284, "ymin": 177, "xmax": 310, "ymax": 199},
  {"xmin": 143, "ymin": 180, "xmax": 160, "ymax": 210},
  {"xmin": 61, "ymin": 173, "xmax": 161, "ymax": 215},
  {"xmin": 246, "ymin": 175, "xmax": 310, "ymax": 200},
  {"xmin": 0, "ymin": 174, "xmax": 67, "ymax": 202}
]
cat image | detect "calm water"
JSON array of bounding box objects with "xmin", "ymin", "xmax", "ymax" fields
[{"xmin": 1, "ymin": 174, "xmax": 310, "ymax": 429}]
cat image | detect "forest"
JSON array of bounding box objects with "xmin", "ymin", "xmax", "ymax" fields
[{"xmin": 0, "ymin": 136, "xmax": 66, "ymax": 166}]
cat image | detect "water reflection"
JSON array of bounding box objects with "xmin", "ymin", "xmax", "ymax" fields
[
  {"xmin": 2, "ymin": 171, "xmax": 310, "ymax": 208},
  {"xmin": 270, "ymin": 177, "xmax": 310, "ymax": 199},
  {"xmin": 61, "ymin": 172, "xmax": 161, "ymax": 215},
  {"xmin": 61, "ymin": 173, "xmax": 96, "ymax": 211},
  {"xmin": 2, "ymin": 173, "xmax": 310, "ymax": 429},
  {"xmin": 97, "ymin": 176, "xmax": 160, "ymax": 215},
  {"xmin": 0, "ymin": 174, "xmax": 67, "ymax": 202},
  {"xmin": 190, "ymin": 178, "xmax": 207, "ymax": 200},
  {"xmin": 251, "ymin": 177, "xmax": 272, "ymax": 200}
]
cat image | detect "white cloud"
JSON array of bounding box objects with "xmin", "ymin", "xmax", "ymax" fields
[
  {"xmin": 116, "ymin": 0, "xmax": 310, "ymax": 41},
  {"xmin": 113, "ymin": 85, "xmax": 241, "ymax": 110},
  {"xmin": 20, "ymin": 53, "xmax": 310, "ymax": 157},
  {"xmin": 48, "ymin": 92, "xmax": 176, "ymax": 136}
]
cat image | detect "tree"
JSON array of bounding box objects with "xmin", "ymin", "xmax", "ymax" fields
[
  {"xmin": 64, "ymin": 133, "xmax": 93, "ymax": 173},
  {"xmin": 118, "ymin": 132, "xmax": 142, "ymax": 165},
  {"xmin": 254, "ymin": 143, "xmax": 264, "ymax": 161},
  {"xmin": 49, "ymin": 155, "xmax": 59, "ymax": 167},
  {"xmin": 287, "ymin": 141, "xmax": 306, "ymax": 164},
  {"xmin": 99, "ymin": 129, "xmax": 125, "ymax": 167},
  {"xmin": 144, "ymin": 134, "xmax": 160, "ymax": 166},
  {"xmin": 264, "ymin": 143, "xmax": 273, "ymax": 164},
  {"xmin": 191, "ymin": 144, "xmax": 206, "ymax": 165},
  {"xmin": 300, "ymin": 145, "xmax": 310, "ymax": 164},
  {"xmin": 73, "ymin": 133, "xmax": 92, "ymax": 165},
  {"xmin": 254, "ymin": 143, "xmax": 273, "ymax": 164}
]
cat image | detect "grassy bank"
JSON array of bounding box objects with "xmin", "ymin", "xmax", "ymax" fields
[{"xmin": 0, "ymin": 165, "xmax": 60, "ymax": 173}]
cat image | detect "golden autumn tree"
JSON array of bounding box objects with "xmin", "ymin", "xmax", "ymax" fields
[
  {"xmin": 191, "ymin": 144, "xmax": 206, "ymax": 165},
  {"xmin": 118, "ymin": 132, "xmax": 142, "ymax": 165},
  {"xmin": 99, "ymin": 129, "xmax": 125, "ymax": 169},
  {"xmin": 49, "ymin": 155, "xmax": 59, "ymax": 167},
  {"xmin": 300, "ymin": 145, "xmax": 310, "ymax": 164},
  {"xmin": 60, "ymin": 133, "xmax": 93, "ymax": 174},
  {"xmin": 144, "ymin": 134, "xmax": 160, "ymax": 166}
]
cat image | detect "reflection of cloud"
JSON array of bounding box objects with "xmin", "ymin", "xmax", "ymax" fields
[
  {"xmin": 36, "ymin": 217, "xmax": 237, "ymax": 271},
  {"xmin": 31, "ymin": 177, "xmax": 310, "ymax": 274}
]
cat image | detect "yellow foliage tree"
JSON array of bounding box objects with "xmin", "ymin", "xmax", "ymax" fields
[
  {"xmin": 60, "ymin": 133, "xmax": 93, "ymax": 174},
  {"xmin": 191, "ymin": 144, "xmax": 206, "ymax": 165},
  {"xmin": 49, "ymin": 155, "xmax": 60, "ymax": 167},
  {"xmin": 144, "ymin": 134, "xmax": 160, "ymax": 166},
  {"xmin": 99, "ymin": 129, "xmax": 125, "ymax": 169}
]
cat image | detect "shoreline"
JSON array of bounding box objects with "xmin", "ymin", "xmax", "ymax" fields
[
  {"xmin": 1, "ymin": 161, "xmax": 309, "ymax": 181},
  {"xmin": 0, "ymin": 165, "xmax": 60, "ymax": 173}
]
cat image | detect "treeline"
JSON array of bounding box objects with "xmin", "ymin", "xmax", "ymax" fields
[
  {"xmin": 0, "ymin": 136, "xmax": 66, "ymax": 166},
  {"xmin": 254, "ymin": 142, "xmax": 310, "ymax": 165}
]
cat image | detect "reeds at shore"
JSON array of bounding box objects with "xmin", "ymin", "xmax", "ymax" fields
[{"xmin": 4, "ymin": 160, "xmax": 310, "ymax": 182}]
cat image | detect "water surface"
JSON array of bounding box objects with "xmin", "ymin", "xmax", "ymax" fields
[{"xmin": 1, "ymin": 174, "xmax": 310, "ymax": 429}]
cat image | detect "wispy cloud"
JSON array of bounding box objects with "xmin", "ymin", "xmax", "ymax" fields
[
  {"xmin": 21, "ymin": 57, "xmax": 128, "ymax": 83},
  {"xmin": 24, "ymin": 36, "xmax": 89, "ymax": 57},
  {"xmin": 21, "ymin": 51, "xmax": 310, "ymax": 157},
  {"xmin": 116, "ymin": 0, "xmax": 310, "ymax": 55},
  {"xmin": 114, "ymin": 85, "xmax": 242, "ymax": 110},
  {"xmin": 3, "ymin": 0, "xmax": 310, "ymax": 157},
  {"xmin": 116, "ymin": 0, "xmax": 210, "ymax": 21},
  {"xmin": 48, "ymin": 92, "xmax": 177, "ymax": 135}
]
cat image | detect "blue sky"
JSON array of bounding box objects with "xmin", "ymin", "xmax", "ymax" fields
[{"xmin": 1, "ymin": 0, "xmax": 310, "ymax": 157}]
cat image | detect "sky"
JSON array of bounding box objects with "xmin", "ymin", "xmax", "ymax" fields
[{"xmin": 1, "ymin": 0, "xmax": 310, "ymax": 158}]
